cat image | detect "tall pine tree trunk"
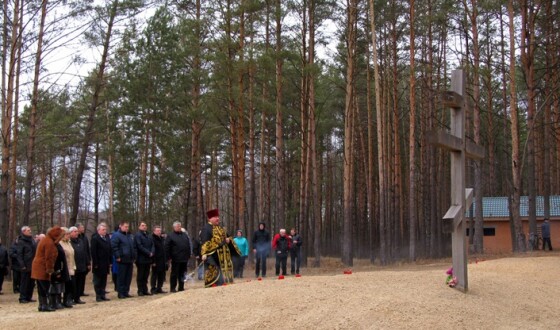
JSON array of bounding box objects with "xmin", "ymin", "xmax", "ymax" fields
[
  {"xmin": 70, "ymin": 0, "xmax": 119, "ymax": 225},
  {"xmin": 342, "ymin": 0, "xmax": 357, "ymax": 267},
  {"xmin": 408, "ymin": 0, "xmax": 417, "ymax": 261}
]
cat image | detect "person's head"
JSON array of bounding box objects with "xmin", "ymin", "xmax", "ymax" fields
[
  {"xmin": 172, "ymin": 221, "xmax": 182, "ymax": 233},
  {"xmin": 37, "ymin": 233, "xmax": 45, "ymax": 241},
  {"xmin": 97, "ymin": 223, "xmax": 107, "ymax": 236},
  {"xmin": 544, "ymin": 217, "xmax": 549, "ymax": 222},
  {"xmin": 236, "ymin": 230, "xmax": 243, "ymax": 237},
  {"xmin": 290, "ymin": 228, "xmax": 296, "ymax": 236},
  {"xmin": 207, "ymin": 209, "xmax": 220, "ymax": 226},
  {"xmin": 47, "ymin": 226, "xmax": 65, "ymax": 244},
  {"xmin": 61, "ymin": 227, "xmax": 70, "ymax": 241},
  {"xmin": 75, "ymin": 223, "xmax": 85, "ymax": 234},
  {"xmin": 119, "ymin": 221, "xmax": 129, "ymax": 233},
  {"xmin": 69, "ymin": 226, "xmax": 79, "ymax": 239},
  {"xmin": 138, "ymin": 222, "xmax": 147, "ymax": 232},
  {"xmin": 279, "ymin": 228, "xmax": 286, "ymax": 237},
  {"xmin": 21, "ymin": 226, "xmax": 32, "ymax": 237},
  {"xmin": 153, "ymin": 225, "xmax": 162, "ymax": 237},
  {"xmin": 258, "ymin": 223, "xmax": 265, "ymax": 230}
]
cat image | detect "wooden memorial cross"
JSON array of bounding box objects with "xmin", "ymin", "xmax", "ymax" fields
[{"xmin": 428, "ymin": 69, "xmax": 484, "ymax": 292}]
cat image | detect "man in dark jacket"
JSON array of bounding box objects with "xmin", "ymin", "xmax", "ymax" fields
[
  {"xmin": 74, "ymin": 223, "xmax": 91, "ymax": 297},
  {"xmin": 17, "ymin": 226, "xmax": 36, "ymax": 303},
  {"xmin": 70, "ymin": 227, "xmax": 88, "ymax": 304},
  {"xmin": 111, "ymin": 221, "xmax": 137, "ymax": 299},
  {"xmin": 542, "ymin": 218, "xmax": 553, "ymax": 251},
  {"xmin": 164, "ymin": 222, "xmax": 191, "ymax": 292},
  {"xmin": 0, "ymin": 237, "xmax": 8, "ymax": 294},
  {"xmin": 272, "ymin": 229, "xmax": 292, "ymax": 276},
  {"xmin": 289, "ymin": 228, "xmax": 303, "ymax": 275},
  {"xmin": 135, "ymin": 221, "xmax": 154, "ymax": 296},
  {"xmin": 252, "ymin": 222, "xmax": 270, "ymax": 278},
  {"xmin": 10, "ymin": 238, "xmax": 21, "ymax": 293},
  {"xmin": 91, "ymin": 223, "xmax": 112, "ymax": 302},
  {"xmin": 150, "ymin": 225, "xmax": 167, "ymax": 294}
]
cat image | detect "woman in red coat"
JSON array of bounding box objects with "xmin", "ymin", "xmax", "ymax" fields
[{"xmin": 31, "ymin": 226, "xmax": 64, "ymax": 312}]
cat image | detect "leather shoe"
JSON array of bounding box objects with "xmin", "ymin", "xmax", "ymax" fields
[
  {"xmin": 124, "ymin": 294, "xmax": 133, "ymax": 298},
  {"xmin": 118, "ymin": 295, "xmax": 126, "ymax": 299},
  {"xmin": 19, "ymin": 299, "xmax": 30, "ymax": 304},
  {"xmin": 74, "ymin": 299, "xmax": 86, "ymax": 304},
  {"xmin": 144, "ymin": 291, "xmax": 153, "ymax": 296},
  {"xmin": 156, "ymin": 289, "xmax": 167, "ymax": 294},
  {"xmin": 137, "ymin": 292, "xmax": 145, "ymax": 296},
  {"xmin": 81, "ymin": 293, "xmax": 90, "ymax": 297},
  {"xmin": 101, "ymin": 296, "xmax": 110, "ymax": 301}
]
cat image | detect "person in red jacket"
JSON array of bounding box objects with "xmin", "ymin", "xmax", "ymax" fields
[
  {"xmin": 31, "ymin": 226, "xmax": 65, "ymax": 312},
  {"xmin": 272, "ymin": 229, "xmax": 292, "ymax": 276}
]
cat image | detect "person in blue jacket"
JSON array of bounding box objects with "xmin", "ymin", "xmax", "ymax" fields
[
  {"xmin": 111, "ymin": 222, "xmax": 136, "ymax": 299},
  {"xmin": 233, "ymin": 230, "xmax": 249, "ymax": 278}
]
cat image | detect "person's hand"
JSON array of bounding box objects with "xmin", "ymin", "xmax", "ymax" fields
[
  {"xmin": 116, "ymin": 258, "xmax": 121, "ymax": 262},
  {"xmin": 202, "ymin": 255, "xmax": 207, "ymax": 261}
]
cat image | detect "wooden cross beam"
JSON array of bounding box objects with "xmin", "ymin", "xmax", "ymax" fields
[{"xmin": 428, "ymin": 69, "xmax": 485, "ymax": 292}]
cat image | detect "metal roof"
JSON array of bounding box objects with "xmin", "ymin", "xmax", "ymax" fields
[{"xmin": 468, "ymin": 196, "xmax": 560, "ymax": 218}]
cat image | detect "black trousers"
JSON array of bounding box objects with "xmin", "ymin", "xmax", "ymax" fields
[
  {"xmin": 290, "ymin": 250, "xmax": 302, "ymax": 274},
  {"xmin": 12, "ymin": 269, "xmax": 21, "ymax": 293},
  {"xmin": 233, "ymin": 256, "xmax": 246, "ymax": 278},
  {"xmin": 19, "ymin": 271, "xmax": 35, "ymax": 301},
  {"xmin": 255, "ymin": 252, "xmax": 267, "ymax": 277},
  {"xmin": 0, "ymin": 268, "xmax": 5, "ymax": 292},
  {"xmin": 275, "ymin": 255, "xmax": 288, "ymax": 276},
  {"xmin": 64, "ymin": 277, "xmax": 74, "ymax": 301},
  {"xmin": 36, "ymin": 279, "xmax": 50, "ymax": 298},
  {"xmin": 75, "ymin": 270, "xmax": 88, "ymax": 296},
  {"xmin": 150, "ymin": 267, "xmax": 166, "ymax": 292},
  {"xmin": 169, "ymin": 262, "xmax": 187, "ymax": 291},
  {"xmin": 136, "ymin": 263, "xmax": 151, "ymax": 294},
  {"xmin": 92, "ymin": 272, "xmax": 108, "ymax": 297},
  {"xmin": 543, "ymin": 237, "xmax": 553, "ymax": 251},
  {"xmin": 116, "ymin": 263, "xmax": 133, "ymax": 296}
]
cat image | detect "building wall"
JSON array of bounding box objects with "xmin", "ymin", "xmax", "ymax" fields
[{"xmin": 481, "ymin": 219, "xmax": 559, "ymax": 254}]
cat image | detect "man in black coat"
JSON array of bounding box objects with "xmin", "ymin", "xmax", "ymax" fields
[
  {"xmin": 134, "ymin": 221, "xmax": 154, "ymax": 296},
  {"xmin": 91, "ymin": 223, "xmax": 112, "ymax": 302},
  {"xmin": 0, "ymin": 237, "xmax": 8, "ymax": 294},
  {"xmin": 111, "ymin": 221, "xmax": 137, "ymax": 299},
  {"xmin": 164, "ymin": 222, "xmax": 191, "ymax": 292},
  {"xmin": 252, "ymin": 222, "xmax": 271, "ymax": 278},
  {"xmin": 70, "ymin": 227, "xmax": 88, "ymax": 304},
  {"xmin": 10, "ymin": 238, "xmax": 21, "ymax": 293},
  {"xmin": 150, "ymin": 225, "xmax": 167, "ymax": 294},
  {"xmin": 17, "ymin": 226, "xmax": 36, "ymax": 303},
  {"xmin": 74, "ymin": 223, "xmax": 91, "ymax": 297}
]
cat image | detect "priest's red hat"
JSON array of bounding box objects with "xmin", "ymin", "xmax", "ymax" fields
[{"xmin": 207, "ymin": 208, "xmax": 219, "ymax": 219}]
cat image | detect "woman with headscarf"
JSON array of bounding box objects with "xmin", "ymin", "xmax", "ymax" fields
[{"xmin": 31, "ymin": 226, "xmax": 64, "ymax": 312}]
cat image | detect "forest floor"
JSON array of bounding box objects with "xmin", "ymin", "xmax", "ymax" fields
[{"xmin": 1, "ymin": 251, "xmax": 559, "ymax": 329}]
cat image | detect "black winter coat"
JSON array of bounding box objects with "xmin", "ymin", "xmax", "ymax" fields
[
  {"xmin": 10, "ymin": 240, "xmax": 20, "ymax": 271},
  {"xmin": 0, "ymin": 244, "xmax": 8, "ymax": 270},
  {"xmin": 111, "ymin": 230, "xmax": 137, "ymax": 264},
  {"xmin": 151, "ymin": 234, "xmax": 167, "ymax": 272},
  {"xmin": 91, "ymin": 233, "xmax": 112, "ymax": 275},
  {"xmin": 134, "ymin": 231, "xmax": 154, "ymax": 264},
  {"xmin": 71, "ymin": 237, "xmax": 90, "ymax": 272},
  {"xmin": 78, "ymin": 233, "xmax": 91, "ymax": 270},
  {"xmin": 165, "ymin": 231, "xmax": 191, "ymax": 263},
  {"xmin": 16, "ymin": 235, "xmax": 36, "ymax": 272},
  {"xmin": 252, "ymin": 226, "xmax": 271, "ymax": 254},
  {"xmin": 52, "ymin": 244, "xmax": 70, "ymax": 283}
]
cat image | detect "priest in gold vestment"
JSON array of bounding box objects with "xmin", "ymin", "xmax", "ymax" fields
[{"xmin": 201, "ymin": 209, "xmax": 240, "ymax": 287}]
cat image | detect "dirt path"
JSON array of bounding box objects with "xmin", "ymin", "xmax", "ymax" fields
[{"xmin": 1, "ymin": 254, "xmax": 559, "ymax": 329}]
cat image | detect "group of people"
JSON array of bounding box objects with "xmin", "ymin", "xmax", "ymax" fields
[
  {"xmin": 0, "ymin": 224, "xmax": 92, "ymax": 311},
  {"xmin": 0, "ymin": 208, "xmax": 305, "ymax": 310},
  {"xmin": 252, "ymin": 223, "xmax": 303, "ymax": 278}
]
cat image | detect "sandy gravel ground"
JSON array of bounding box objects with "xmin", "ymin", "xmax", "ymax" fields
[{"xmin": 1, "ymin": 253, "xmax": 559, "ymax": 329}]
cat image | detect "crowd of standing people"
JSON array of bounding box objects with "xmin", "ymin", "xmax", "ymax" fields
[{"xmin": 0, "ymin": 209, "xmax": 304, "ymax": 312}]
